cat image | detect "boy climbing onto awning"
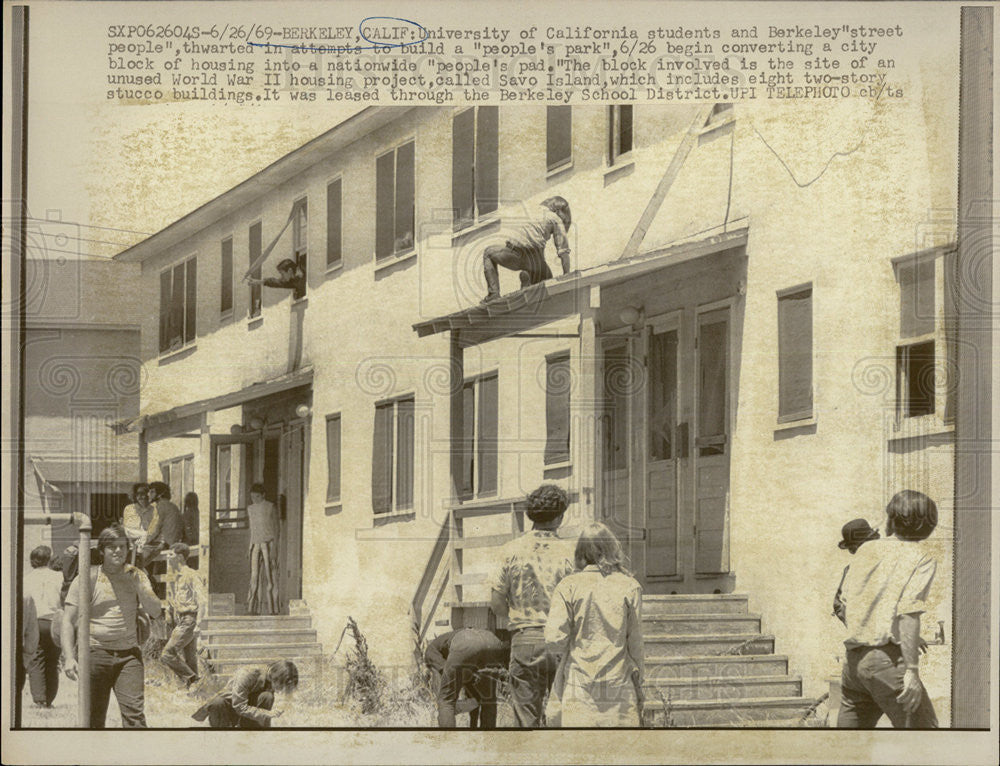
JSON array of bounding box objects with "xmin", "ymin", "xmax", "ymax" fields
[{"xmin": 482, "ymin": 196, "xmax": 572, "ymax": 303}]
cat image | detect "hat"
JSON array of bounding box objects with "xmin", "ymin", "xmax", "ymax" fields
[{"xmin": 838, "ymin": 519, "xmax": 879, "ymax": 549}]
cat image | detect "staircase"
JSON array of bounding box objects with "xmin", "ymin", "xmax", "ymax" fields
[
  {"xmin": 640, "ymin": 594, "xmax": 815, "ymax": 726},
  {"xmin": 202, "ymin": 594, "xmax": 324, "ymax": 682}
]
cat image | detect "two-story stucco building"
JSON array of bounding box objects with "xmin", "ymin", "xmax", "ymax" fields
[{"xmin": 114, "ymin": 96, "xmax": 958, "ymax": 723}]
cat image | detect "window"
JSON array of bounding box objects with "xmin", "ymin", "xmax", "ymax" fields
[
  {"xmin": 545, "ymin": 353, "xmax": 571, "ymax": 465},
  {"xmin": 698, "ymin": 310, "xmax": 730, "ymax": 453},
  {"xmin": 372, "ymin": 396, "xmax": 414, "ymax": 513},
  {"xmin": 159, "ymin": 256, "xmax": 197, "ymax": 353},
  {"xmin": 777, "ymin": 285, "xmax": 813, "ymax": 423},
  {"xmin": 608, "ymin": 105, "xmax": 633, "ymax": 165},
  {"xmin": 220, "ymin": 237, "xmax": 233, "ymax": 315},
  {"xmin": 461, "ymin": 373, "xmax": 498, "ymax": 498},
  {"xmin": 375, "ymin": 141, "xmax": 415, "ymax": 259},
  {"xmin": 249, "ymin": 221, "xmax": 262, "ymax": 318},
  {"xmin": 292, "ymin": 198, "xmax": 308, "ymax": 293},
  {"xmin": 326, "ymin": 413, "xmax": 342, "ymax": 504},
  {"xmin": 160, "ymin": 454, "xmax": 194, "ymax": 504},
  {"xmin": 895, "ymin": 257, "xmax": 938, "ymax": 419},
  {"xmin": 547, "ymin": 106, "xmax": 572, "ymax": 171},
  {"xmin": 452, "ymin": 107, "xmax": 498, "ymax": 230},
  {"xmin": 327, "ymin": 178, "xmax": 342, "ymax": 269}
]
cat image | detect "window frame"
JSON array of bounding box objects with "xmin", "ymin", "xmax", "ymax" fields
[
  {"xmin": 460, "ymin": 371, "xmax": 499, "ymax": 500},
  {"xmin": 452, "ymin": 106, "xmax": 500, "ymax": 231},
  {"xmin": 326, "ymin": 175, "xmax": 343, "ymax": 273},
  {"xmin": 546, "ymin": 105, "xmax": 573, "ymax": 173},
  {"xmin": 608, "ymin": 105, "xmax": 634, "ymax": 166},
  {"xmin": 158, "ymin": 254, "xmax": 198, "ymax": 356},
  {"xmin": 292, "ymin": 196, "xmax": 308, "ymax": 297},
  {"xmin": 159, "ymin": 454, "xmax": 195, "ymax": 504},
  {"xmin": 220, "ymin": 235, "xmax": 234, "ymax": 318},
  {"xmin": 375, "ymin": 138, "xmax": 416, "ymax": 261},
  {"xmin": 248, "ymin": 219, "xmax": 263, "ymax": 321},
  {"xmin": 544, "ymin": 351, "xmax": 572, "ymax": 466},
  {"xmin": 776, "ymin": 282, "xmax": 814, "ymax": 424},
  {"xmin": 325, "ymin": 412, "xmax": 342, "ymax": 506},
  {"xmin": 371, "ymin": 394, "xmax": 416, "ymax": 515}
]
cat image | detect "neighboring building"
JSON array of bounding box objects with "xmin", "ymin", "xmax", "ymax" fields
[
  {"xmin": 23, "ymin": 252, "xmax": 144, "ymax": 558},
  {"xmin": 115, "ymin": 100, "xmax": 958, "ymax": 722}
]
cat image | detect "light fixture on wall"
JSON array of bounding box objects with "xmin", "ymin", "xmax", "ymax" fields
[
  {"xmin": 295, "ymin": 404, "xmax": 312, "ymax": 419},
  {"xmin": 248, "ymin": 416, "xmax": 265, "ymax": 431},
  {"xmin": 619, "ymin": 305, "xmax": 645, "ymax": 330}
]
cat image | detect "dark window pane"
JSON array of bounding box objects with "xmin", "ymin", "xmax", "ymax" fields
[
  {"xmin": 777, "ymin": 289, "xmax": 813, "ymax": 421},
  {"xmin": 221, "ymin": 238, "xmax": 233, "ymax": 314},
  {"xmin": 904, "ymin": 340, "xmax": 936, "ymax": 417},
  {"xmin": 326, "ymin": 414, "xmax": 341, "ymax": 503},
  {"xmin": 159, "ymin": 269, "xmax": 171, "ymax": 352},
  {"xmin": 375, "ymin": 151, "xmax": 395, "ymax": 259},
  {"xmin": 545, "ymin": 354, "xmax": 571, "ymax": 464},
  {"xmin": 619, "ymin": 105, "xmax": 633, "ymax": 155},
  {"xmin": 327, "ymin": 179, "xmax": 342, "ymax": 267},
  {"xmin": 461, "ymin": 381, "xmax": 475, "ymax": 498},
  {"xmin": 184, "ymin": 258, "xmax": 197, "ymax": 343},
  {"xmin": 698, "ymin": 316, "xmax": 728, "ymax": 449},
  {"xmin": 602, "ymin": 343, "xmax": 629, "ymax": 471},
  {"xmin": 476, "ymin": 106, "xmax": 499, "ymax": 218},
  {"xmin": 649, "ymin": 329, "xmax": 678, "ymax": 460},
  {"xmin": 169, "ymin": 262, "xmax": 185, "ymax": 350},
  {"xmin": 372, "ymin": 403, "xmax": 393, "ymax": 513},
  {"xmin": 394, "ymin": 142, "xmax": 415, "ymax": 253},
  {"xmin": 478, "ymin": 373, "xmax": 498, "ymax": 495},
  {"xmin": 249, "ymin": 222, "xmax": 262, "ymax": 318},
  {"xmin": 452, "ymin": 109, "xmax": 475, "ymax": 229},
  {"xmin": 547, "ymin": 105, "xmax": 572, "ymax": 170},
  {"xmin": 396, "ymin": 398, "xmax": 415, "ymax": 509}
]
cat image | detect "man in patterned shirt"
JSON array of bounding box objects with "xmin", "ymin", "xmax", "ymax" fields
[{"xmin": 490, "ymin": 484, "xmax": 575, "ymax": 727}]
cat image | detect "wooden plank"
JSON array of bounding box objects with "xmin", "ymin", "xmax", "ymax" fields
[{"xmin": 453, "ymin": 533, "xmax": 514, "ymax": 550}]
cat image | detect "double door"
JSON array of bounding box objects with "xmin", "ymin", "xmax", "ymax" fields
[{"xmin": 601, "ymin": 305, "xmax": 732, "ymax": 593}]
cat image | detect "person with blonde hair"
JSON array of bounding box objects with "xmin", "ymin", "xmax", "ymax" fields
[{"xmin": 544, "ymin": 522, "xmax": 644, "ymax": 727}]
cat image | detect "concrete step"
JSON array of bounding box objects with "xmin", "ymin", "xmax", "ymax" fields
[
  {"xmin": 644, "ymin": 675, "xmax": 802, "ymax": 701},
  {"xmin": 206, "ymin": 654, "xmax": 325, "ymax": 678},
  {"xmin": 209, "ymin": 593, "xmax": 236, "ymax": 616},
  {"xmin": 206, "ymin": 643, "xmax": 324, "ymax": 661},
  {"xmin": 204, "ymin": 628, "xmax": 318, "ymax": 645},
  {"xmin": 644, "ymin": 654, "xmax": 790, "ymax": 679},
  {"xmin": 642, "ymin": 614, "xmax": 762, "ymax": 635},
  {"xmin": 642, "ymin": 594, "xmax": 749, "ymax": 616},
  {"xmin": 641, "ymin": 695, "xmax": 815, "ymax": 727},
  {"xmin": 202, "ymin": 615, "xmax": 312, "ymax": 631},
  {"xmin": 643, "ymin": 633, "xmax": 775, "ymax": 657}
]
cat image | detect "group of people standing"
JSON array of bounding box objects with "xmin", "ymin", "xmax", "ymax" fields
[
  {"xmin": 121, "ymin": 482, "xmax": 199, "ymax": 571},
  {"xmin": 425, "ymin": 484, "xmax": 645, "ymax": 729}
]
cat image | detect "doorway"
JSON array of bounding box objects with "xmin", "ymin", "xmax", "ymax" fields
[{"xmin": 600, "ymin": 302, "xmax": 733, "ymax": 593}]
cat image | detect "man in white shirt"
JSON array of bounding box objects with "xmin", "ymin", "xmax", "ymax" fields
[
  {"xmin": 837, "ymin": 490, "xmax": 939, "ymax": 728},
  {"xmin": 23, "ymin": 545, "xmax": 64, "ymax": 707}
]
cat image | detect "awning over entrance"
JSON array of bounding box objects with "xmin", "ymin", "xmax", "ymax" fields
[
  {"xmin": 412, "ymin": 226, "xmax": 748, "ymax": 346},
  {"xmin": 112, "ymin": 366, "xmax": 314, "ymax": 434},
  {"xmin": 30, "ymin": 455, "xmax": 139, "ymax": 487}
]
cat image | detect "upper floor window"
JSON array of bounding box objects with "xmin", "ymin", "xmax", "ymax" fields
[
  {"xmin": 159, "ymin": 256, "xmax": 197, "ymax": 353},
  {"xmin": 372, "ymin": 395, "xmax": 414, "ymax": 514},
  {"xmin": 249, "ymin": 221, "xmax": 262, "ymax": 319},
  {"xmin": 326, "ymin": 178, "xmax": 342, "ymax": 270},
  {"xmin": 326, "ymin": 413, "xmax": 342, "ymax": 505},
  {"xmin": 608, "ymin": 105, "xmax": 633, "ymax": 165},
  {"xmin": 776, "ymin": 284, "xmax": 813, "ymax": 423},
  {"xmin": 220, "ymin": 237, "xmax": 233, "ymax": 316},
  {"xmin": 452, "ymin": 106, "xmax": 498, "ymax": 230},
  {"xmin": 292, "ymin": 197, "xmax": 308, "ymax": 294},
  {"xmin": 461, "ymin": 373, "xmax": 498, "ymax": 499},
  {"xmin": 376, "ymin": 141, "xmax": 415, "ymax": 259},
  {"xmin": 547, "ymin": 105, "xmax": 572, "ymax": 171}
]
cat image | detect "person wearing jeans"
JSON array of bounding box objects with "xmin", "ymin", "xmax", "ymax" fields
[
  {"xmin": 62, "ymin": 524, "xmax": 162, "ymax": 728},
  {"xmin": 159, "ymin": 543, "xmax": 206, "ymax": 688},
  {"xmin": 425, "ymin": 628, "xmax": 510, "ymax": 728},
  {"xmin": 837, "ymin": 490, "xmax": 940, "ymax": 728},
  {"xmin": 24, "ymin": 545, "xmax": 64, "ymax": 707},
  {"xmin": 490, "ymin": 484, "xmax": 575, "ymax": 727}
]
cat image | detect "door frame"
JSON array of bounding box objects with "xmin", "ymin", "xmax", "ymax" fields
[{"xmin": 208, "ymin": 432, "xmax": 259, "ymax": 603}]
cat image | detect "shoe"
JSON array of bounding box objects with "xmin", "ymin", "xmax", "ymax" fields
[
  {"xmin": 186, "ymin": 675, "xmax": 199, "ymax": 690},
  {"xmin": 481, "ymin": 293, "xmax": 501, "ymax": 304},
  {"xmin": 519, "ymin": 271, "xmax": 532, "ymax": 289}
]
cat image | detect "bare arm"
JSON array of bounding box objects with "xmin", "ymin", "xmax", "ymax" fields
[
  {"xmin": 62, "ymin": 604, "xmax": 79, "ymax": 680},
  {"xmin": 489, "ymin": 588, "xmax": 509, "ymax": 622},
  {"xmin": 896, "ymin": 612, "xmax": 925, "ymax": 714},
  {"xmin": 129, "ymin": 566, "xmax": 162, "ymax": 617}
]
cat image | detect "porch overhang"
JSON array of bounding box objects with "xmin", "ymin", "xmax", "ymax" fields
[
  {"xmin": 113, "ymin": 366, "xmax": 314, "ymax": 434},
  {"xmin": 412, "ymin": 225, "xmax": 749, "ymax": 347}
]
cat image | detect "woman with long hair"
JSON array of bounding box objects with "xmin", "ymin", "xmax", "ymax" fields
[{"xmin": 544, "ymin": 522, "xmax": 644, "ymax": 727}]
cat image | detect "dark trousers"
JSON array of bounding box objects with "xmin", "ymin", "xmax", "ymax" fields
[
  {"xmin": 838, "ymin": 643, "xmax": 938, "ymax": 728},
  {"xmin": 205, "ymin": 691, "xmax": 275, "ymax": 728},
  {"xmin": 160, "ymin": 613, "xmax": 199, "ymax": 683},
  {"xmin": 89, "ymin": 646, "xmax": 146, "ymax": 729},
  {"xmin": 28, "ymin": 618, "xmax": 60, "ymax": 706},
  {"xmin": 436, "ymin": 629, "xmax": 506, "ymax": 729},
  {"xmin": 508, "ymin": 627, "xmax": 559, "ymax": 728},
  {"xmin": 483, "ymin": 242, "xmax": 551, "ymax": 296}
]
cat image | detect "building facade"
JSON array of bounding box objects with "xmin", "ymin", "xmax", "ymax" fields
[{"xmin": 116, "ymin": 100, "xmax": 957, "ymax": 719}]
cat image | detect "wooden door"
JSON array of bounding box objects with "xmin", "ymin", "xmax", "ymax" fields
[
  {"xmin": 600, "ymin": 338, "xmax": 634, "ymax": 565},
  {"xmin": 280, "ymin": 423, "xmax": 305, "ymax": 608},
  {"xmin": 209, "ymin": 435, "xmax": 257, "ymax": 612}
]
